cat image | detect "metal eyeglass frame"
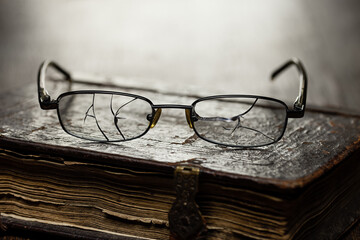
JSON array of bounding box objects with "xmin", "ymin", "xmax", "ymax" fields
[{"xmin": 37, "ymin": 58, "xmax": 308, "ymax": 147}]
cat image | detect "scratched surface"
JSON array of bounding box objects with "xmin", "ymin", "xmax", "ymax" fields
[{"xmin": 1, "ymin": 80, "xmax": 360, "ymax": 181}]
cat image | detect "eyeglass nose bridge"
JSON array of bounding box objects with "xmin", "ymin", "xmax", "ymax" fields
[
  {"xmin": 150, "ymin": 108, "xmax": 162, "ymax": 128},
  {"xmin": 185, "ymin": 109, "xmax": 193, "ymax": 129},
  {"xmin": 148, "ymin": 104, "xmax": 194, "ymax": 129}
]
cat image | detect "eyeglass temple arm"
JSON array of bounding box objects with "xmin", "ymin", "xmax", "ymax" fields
[
  {"xmin": 38, "ymin": 60, "xmax": 72, "ymax": 110},
  {"xmin": 271, "ymin": 58, "xmax": 308, "ymax": 118}
]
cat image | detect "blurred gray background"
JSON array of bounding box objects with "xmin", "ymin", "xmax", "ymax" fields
[{"xmin": 0, "ymin": 0, "xmax": 359, "ymax": 113}]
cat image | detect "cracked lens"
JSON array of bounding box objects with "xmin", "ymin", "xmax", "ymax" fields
[
  {"xmin": 193, "ymin": 97, "xmax": 287, "ymax": 146},
  {"xmin": 58, "ymin": 93, "xmax": 152, "ymax": 141}
]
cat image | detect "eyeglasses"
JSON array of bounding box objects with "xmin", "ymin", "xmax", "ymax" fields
[{"xmin": 37, "ymin": 58, "xmax": 308, "ymax": 148}]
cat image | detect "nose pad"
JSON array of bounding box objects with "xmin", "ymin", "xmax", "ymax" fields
[
  {"xmin": 185, "ymin": 109, "xmax": 193, "ymax": 129},
  {"xmin": 150, "ymin": 108, "xmax": 162, "ymax": 128}
]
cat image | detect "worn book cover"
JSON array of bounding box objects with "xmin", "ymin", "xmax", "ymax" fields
[{"xmin": 0, "ymin": 75, "xmax": 360, "ymax": 239}]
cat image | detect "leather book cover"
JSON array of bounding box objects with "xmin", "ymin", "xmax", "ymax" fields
[{"xmin": 0, "ymin": 79, "xmax": 359, "ymax": 239}]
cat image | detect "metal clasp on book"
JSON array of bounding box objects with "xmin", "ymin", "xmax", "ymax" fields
[{"xmin": 168, "ymin": 165, "xmax": 207, "ymax": 240}]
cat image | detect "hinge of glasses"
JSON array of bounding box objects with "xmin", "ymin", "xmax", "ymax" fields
[
  {"xmin": 168, "ymin": 165, "xmax": 207, "ymax": 240},
  {"xmin": 294, "ymin": 96, "xmax": 304, "ymax": 111},
  {"xmin": 39, "ymin": 88, "xmax": 58, "ymax": 110},
  {"xmin": 288, "ymin": 96, "xmax": 304, "ymax": 118}
]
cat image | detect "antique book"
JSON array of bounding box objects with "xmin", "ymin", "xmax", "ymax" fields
[{"xmin": 0, "ymin": 68, "xmax": 359, "ymax": 239}]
